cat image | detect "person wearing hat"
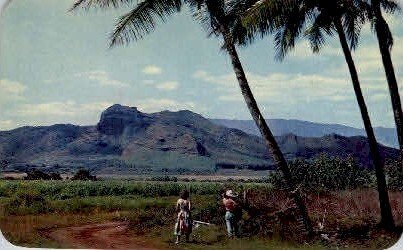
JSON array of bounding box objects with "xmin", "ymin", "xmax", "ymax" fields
[{"xmin": 222, "ymin": 189, "xmax": 239, "ymax": 237}]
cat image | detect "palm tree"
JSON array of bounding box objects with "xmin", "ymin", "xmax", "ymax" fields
[
  {"xmin": 241, "ymin": 0, "xmax": 394, "ymax": 228},
  {"xmin": 361, "ymin": 0, "xmax": 403, "ymax": 168},
  {"xmin": 71, "ymin": 0, "xmax": 313, "ymax": 234}
]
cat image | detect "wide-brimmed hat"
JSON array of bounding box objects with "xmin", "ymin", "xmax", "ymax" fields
[{"xmin": 225, "ymin": 189, "xmax": 238, "ymax": 198}]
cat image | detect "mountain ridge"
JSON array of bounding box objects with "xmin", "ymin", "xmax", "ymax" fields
[
  {"xmin": 0, "ymin": 104, "xmax": 398, "ymax": 174},
  {"xmin": 211, "ymin": 118, "xmax": 398, "ymax": 148}
]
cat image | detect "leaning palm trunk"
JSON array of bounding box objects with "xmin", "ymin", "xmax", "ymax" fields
[
  {"xmin": 335, "ymin": 19, "xmax": 394, "ymax": 229},
  {"xmin": 373, "ymin": 0, "xmax": 403, "ymax": 162},
  {"xmin": 220, "ymin": 25, "xmax": 312, "ymax": 235}
]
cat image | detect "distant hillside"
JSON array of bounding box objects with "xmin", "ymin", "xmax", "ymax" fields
[
  {"xmin": 0, "ymin": 105, "xmax": 398, "ymax": 174},
  {"xmin": 211, "ymin": 119, "xmax": 398, "ymax": 148}
]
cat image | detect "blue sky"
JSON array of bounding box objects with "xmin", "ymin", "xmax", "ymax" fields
[{"xmin": 0, "ymin": 0, "xmax": 402, "ymax": 130}]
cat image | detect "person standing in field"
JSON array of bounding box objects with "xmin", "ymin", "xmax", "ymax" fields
[
  {"xmin": 223, "ymin": 189, "xmax": 239, "ymax": 238},
  {"xmin": 174, "ymin": 190, "xmax": 192, "ymax": 244}
]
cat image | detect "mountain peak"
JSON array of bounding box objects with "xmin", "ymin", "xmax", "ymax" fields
[
  {"xmin": 97, "ymin": 104, "xmax": 147, "ymax": 135},
  {"xmin": 104, "ymin": 104, "xmax": 139, "ymax": 113}
]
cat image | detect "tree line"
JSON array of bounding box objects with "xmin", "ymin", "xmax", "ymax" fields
[{"xmin": 23, "ymin": 169, "xmax": 97, "ymax": 181}]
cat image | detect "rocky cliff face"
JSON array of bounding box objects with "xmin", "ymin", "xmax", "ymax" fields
[{"xmin": 97, "ymin": 104, "xmax": 152, "ymax": 135}]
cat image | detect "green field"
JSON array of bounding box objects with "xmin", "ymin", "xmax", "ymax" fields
[{"xmin": 0, "ymin": 180, "xmax": 401, "ymax": 249}]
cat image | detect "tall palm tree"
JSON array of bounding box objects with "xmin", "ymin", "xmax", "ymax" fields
[
  {"xmin": 241, "ymin": 0, "xmax": 394, "ymax": 228},
  {"xmin": 71, "ymin": 0, "xmax": 313, "ymax": 234},
  {"xmin": 361, "ymin": 0, "xmax": 403, "ymax": 167}
]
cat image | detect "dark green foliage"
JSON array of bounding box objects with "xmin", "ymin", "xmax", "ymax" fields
[
  {"xmin": 386, "ymin": 159, "xmax": 403, "ymax": 190},
  {"xmin": 4, "ymin": 189, "xmax": 51, "ymax": 215},
  {"xmin": 149, "ymin": 176, "xmax": 178, "ymax": 182},
  {"xmin": 49, "ymin": 173, "xmax": 63, "ymax": 180},
  {"xmin": 24, "ymin": 170, "xmax": 63, "ymax": 181},
  {"xmin": 25, "ymin": 169, "xmax": 51, "ymax": 180},
  {"xmin": 0, "ymin": 181, "xmax": 271, "ymax": 217},
  {"xmin": 268, "ymin": 154, "xmax": 374, "ymax": 190},
  {"xmin": 0, "ymin": 160, "xmax": 9, "ymax": 169},
  {"xmin": 71, "ymin": 169, "xmax": 96, "ymax": 181},
  {"xmin": 0, "ymin": 180, "xmax": 267, "ymax": 201}
]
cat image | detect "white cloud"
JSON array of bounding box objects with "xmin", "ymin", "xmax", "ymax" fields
[
  {"xmin": 3, "ymin": 99, "xmax": 198, "ymax": 129},
  {"xmin": 0, "ymin": 79, "xmax": 26, "ymax": 102},
  {"xmin": 142, "ymin": 79, "xmax": 155, "ymax": 85},
  {"xmin": 288, "ymin": 17, "xmax": 402, "ymax": 78},
  {"xmin": 328, "ymin": 36, "xmax": 402, "ymax": 82},
  {"xmin": 371, "ymin": 93, "xmax": 389, "ymax": 102},
  {"xmin": 142, "ymin": 65, "xmax": 162, "ymax": 75},
  {"xmin": 76, "ymin": 71, "xmax": 128, "ymax": 87},
  {"xmin": 352, "ymin": 45, "xmax": 385, "ymax": 73},
  {"xmin": 0, "ymin": 101, "xmax": 114, "ymax": 129},
  {"xmin": 289, "ymin": 40, "xmax": 341, "ymax": 59},
  {"xmin": 0, "ymin": 79, "xmax": 26, "ymax": 94},
  {"xmin": 194, "ymin": 70, "xmax": 356, "ymax": 102},
  {"xmin": 0, "ymin": 120, "xmax": 15, "ymax": 131},
  {"xmin": 15, "ymin": 101, "xmax": 112, "ymax": 119},
  {"xmin": 193, "ymin": 70, "xmax": 236, "ymax": 85},
  {"xmin": 137, "ymin": 98, "xmax": 195, "ymax": 112},
  {"xmin": 383, "ymin": 14, "xmax": 401, "ymax": 34},
  {"xmin": 156, "ymin": 81, "xmax": 179, "ymax": 90}
]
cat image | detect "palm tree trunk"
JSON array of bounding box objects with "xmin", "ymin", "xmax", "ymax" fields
[
  {"xmin": 335, "ymin": 19, "xmax": 394, "ymax": 229},
  {"xmin": 372, "ymin": 0, "xmax": 403, "ymax": 162},
  {"xmin": 220, "ymin": 25, "xmax": 312, "ymax": 235}
]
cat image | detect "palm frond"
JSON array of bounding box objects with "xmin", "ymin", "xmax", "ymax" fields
[
  {"xmin": 304, "ymin": 11, "xmax": 334, "ymax": 54},
  {"xmin": 380, "ymin": 0, "xmax": 401, "ymax": 14},
  {"xmin": 189, "ymin": 0, "xmax": 222, "ymax": 39},
  {"xmin": 360, "ymin": 0, "xmax": 397, "ymax": 49},
  {"xmin": 342, "ymin": 1, "xmax": 366, "ymax": 50},
  {"xmin": 374, "ymin": 16, "xmax": 394, "ymax": 49},
  {"xmin": 223, "ymin": 0, "xmax": 264, "ymax": 46},
  {"xmin": 242, "ymin": 0, "xmax": 296, "ymax": 39},
  {"xmin": 70, "ymin": 0, "xmax": 134, "ymax": 11},
  {"xmin": 273, "ymin": 2, "xmax": 310, "ymax": 60},
  {"xmin": 109, "ymin": 0, "xmax": 183, "ymax": 47},
  {"xmin": 343, "ymin": 15, "xmax": 361, "ymax": 50},
  {"xmin": 204, "ymin": 0, "xmax": 226, "ymax": 33}
]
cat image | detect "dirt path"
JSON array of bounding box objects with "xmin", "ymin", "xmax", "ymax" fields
[{"xmin": 44, "ymin": 221, "xmax": 163, "ymax": 249}]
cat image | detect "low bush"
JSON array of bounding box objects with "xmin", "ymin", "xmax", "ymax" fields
[
  {"xmin": 71, "ymin": 169, "xmax": 96, "ymax": 181},
  {"xmin": 386, "ymin": 159, "xmax": 403, "ymax": 190},
  {"xmin": 149, "ymin": 176, "xmax": 178, "ymax": 182},
  {"xmin": 25, "ymin": 170, "xmax": 51, "ymax": 180},
  {"xmin": 267, "ymin": 154, "xmax": 374, "ymax": 190},
  {"xmin": 24, "ymin": 170, "xmax": 63, "ymax": 181},
  {"xmin": 4, "ymin": 189, "xmax": 51, "ymax": 215}
]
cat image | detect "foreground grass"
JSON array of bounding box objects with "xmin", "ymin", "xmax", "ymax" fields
[
  {"xmin": 0, "ymin": 213, "xmax": 323, "ymax": 249},
  {"xmin": 0, "ymin": 180, "xmax": 402, "ymax": 249}
]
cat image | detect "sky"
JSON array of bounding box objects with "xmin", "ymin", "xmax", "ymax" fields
[{"xmin": 0, "ymin": 0, "xmax": 402, "ymax": 131}]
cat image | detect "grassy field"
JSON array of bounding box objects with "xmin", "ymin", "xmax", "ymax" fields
[{"xmin": 0, "ymin": 180, "xmax": 402, "ymax": 249}]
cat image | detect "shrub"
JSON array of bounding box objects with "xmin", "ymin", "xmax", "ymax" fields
[
  {"xmin": 49, "ymin": 172, "xmax": 63, "ymax": 180},
  {"xmin": 4, "ymin": 189, "xmax": 51, "ymax": 215},
  {"xmin": 386, "ymin": 159, "xmax": 403, "ymax": 190},
  {"xmin": 25, "ymin": 169, "xmax": 51, "ymax": 180},
  {"xmin": 267, "ymin": 154, "xmax": 374, "ymax": 190},
  {"xmin": 24, "ymin": 170, "xmax": 63, "ymax": 181},
  {"xmin": 149, "ymin": 176, "xmax": 178, "ymax": 182},
  {"xmin": 71, "ymin": 169, "xmax": 96, "ymax": 181}
]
